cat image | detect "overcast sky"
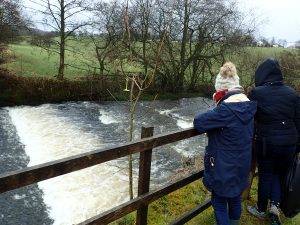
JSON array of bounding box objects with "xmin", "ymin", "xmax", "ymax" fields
[
  {"xmin": 23, "ymin": 0, "xmax": 300, "ymax": 43},
  {"xmin": 238, "ymin": 0, "xmax": 300, "ymax": 43}
]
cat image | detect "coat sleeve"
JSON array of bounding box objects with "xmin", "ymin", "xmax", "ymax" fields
[
  {"xmin": 295, "ymin": 95, "xmax": 300, "ymax": 152},
  {"xmin": 248, "ymin": 89, "xmax": 259, "ymax": 124},
  {"xmin": 193, "ymin": 105, "xmax": 229, "ymax": 133},
  {"xmin": 248, "ymin": 89, "xmax": 256, "ymax": 101}
]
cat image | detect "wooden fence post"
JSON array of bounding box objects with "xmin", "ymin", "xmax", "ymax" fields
[{"xmin": 136, "ymin": 127, "xmax": 154, "ymax": 225}]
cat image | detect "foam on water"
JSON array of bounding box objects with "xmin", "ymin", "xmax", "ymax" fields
[
  {"xmin": 8, "ymin": 105, "xmax": 132, "ymax": 225},
  {"xmin": 156, "ymin": 109, "xmax": 193, "ymax": 129},
  {"xmin": 173, "ymin": 114, "xmax": 192, "ymax": 129},
  {"xmin": 13, "ymin": 194, "xmax": 26, "ymax": 200},
  {"xmin": 99, "ymin": 109, "xmax": 119, "ymax": 124},
  {"xmin": 176, "ymin": 119, "xmax": 192, "ymax": 129},
  {"xmin": 157, "ymin": 109, "xmax": 173, "ymax": 115}
]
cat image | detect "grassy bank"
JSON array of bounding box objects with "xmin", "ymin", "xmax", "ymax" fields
[{"xmin": 112, "ymin": 178, "xmax": 300, "ymax": 225}]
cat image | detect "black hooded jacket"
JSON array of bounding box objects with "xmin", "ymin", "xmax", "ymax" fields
[{"xmin": 249, "ymin": 58, "xmax": 300, "ymax": 146}]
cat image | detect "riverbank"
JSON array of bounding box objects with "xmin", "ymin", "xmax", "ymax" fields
[
  {"xmin": 113, "ymin": 177, "xmax": 300, "ymax": 225},
  {"xmin": 0, "ymin": 69, "xmax": 212, "ymax": 107},
  {"xmin": 0, "ymin": 67, "xmax": 298, "ymax": 107}
]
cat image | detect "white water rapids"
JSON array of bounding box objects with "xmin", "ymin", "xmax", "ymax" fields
[
  {"xmin": 8, "ymin": 105, "xmax": 131, "ymax": 225},
  {"xmin": 4, "ymin": 98, "xmax": 211, "ymax": 225}
]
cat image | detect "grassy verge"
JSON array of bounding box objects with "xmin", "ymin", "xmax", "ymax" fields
[{"xmin": 112, "ymin": 178, "xmax": 300, "ymax": 225}]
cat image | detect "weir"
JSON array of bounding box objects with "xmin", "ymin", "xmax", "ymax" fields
[{"xmin": 0, "ymin": 126, "xmax": 212, "ymax": 225}]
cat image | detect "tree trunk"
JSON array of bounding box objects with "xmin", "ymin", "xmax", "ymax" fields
[
  {"xmin": 178, "ymin": 0, "xmax": 190, "ymax": 90},
  {"xmin": 189, "ymin": 59, "xmax": 200, "ymax": 91},
  {"xmin": 141, "ymin": 1, "xmax": 150, "ymax": 77},
  {"xmin": 128, "ymin": 79, "xmax": 135, "ymax": 200},
  {"xmin": 99, "ymin": 60, "xmax": 105, "ymax": 77},
  {"xmin": 57, "ymin": 0, "xmax": 65, "ymax": 80},
  {"xmin": 58, "ymin": 39, "xmax": 65, "ymax": 80},
  {"xmin": 95, "ymin": 47, "xmax": 105, "ymax": 77}
]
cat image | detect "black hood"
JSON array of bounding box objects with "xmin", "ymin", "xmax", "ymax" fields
[{"xmin": 255, "ymin": 58, "xmax": 283, "ymax": 87}]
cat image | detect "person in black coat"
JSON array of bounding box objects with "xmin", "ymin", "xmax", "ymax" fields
[{"xmin": 247, "ymin": 58, "xmax": 300, "ymax": 225}]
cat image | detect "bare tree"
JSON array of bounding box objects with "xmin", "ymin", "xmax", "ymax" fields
[
  {"xmin": 108, "ymin": 0, "xmax": 168, "ymax": 200},
  {"xmin": 89, "ymin": 0, "xmax": 123, "ymax": 77},
  {"xmin": 131, "ymin": 0, "xmax": 154, "ymax": 75},
  {"xmin": 123, "ymin": 0, "xmax": 256, "ymax": 92},
  {"xmin": 278, "ymin": 39, "xmax": 287, "ymax": 48},
  {"xmin": 0, "ymin": 0, "xmax": 28, "ymax": 44},
  {"xmin": 28, "ymin": 0, "xmax": 91, "ymax": 79}
]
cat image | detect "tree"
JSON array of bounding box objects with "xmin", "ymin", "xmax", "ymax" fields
[
  {"xmin": 278, "ymin": 39, "xmax": 287, "ymax": 48},
  {"xmin": 0, "ymin": 0, "xmax": 27, "ymax": 44},
  {"xmin": 123, "ymin": 0, "xmax": 256, "ymax": 92},
  {"xmin": 270, "ymin": 37, "xmax": 276, "ymax": 46},
  {"xmin": 89, "ymin": 0, "xmax": 123, "ymax": 77},
  {"xmin": 29, "ymin": 0, "xmax": 91, "ymax": 79},
  {"xmin": 132, "ymin": 0, "xmax": 153, "ymax": 76},
  {"xmin": 107, "ymin": 0, "xmax": 167, "ymax": 200},
  {"xmin": 260, "ymin": 37, "xmax": 271, "ymax": 47}
]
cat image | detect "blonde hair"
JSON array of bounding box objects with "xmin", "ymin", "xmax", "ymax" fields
[{"xmin": 220, "ymin": 62, "xmax": 237, "ymax": 78}]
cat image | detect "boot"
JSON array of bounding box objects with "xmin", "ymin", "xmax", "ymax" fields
[
  {"xmin": 247, "ymin": 205, "xmax": 267, "ymax": 219},
  {"xmin": 269, "ymin": 203, "xmax": 281, "ymax": 225}
]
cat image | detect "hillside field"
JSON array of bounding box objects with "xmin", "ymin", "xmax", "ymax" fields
[{"xmin": 2, "ymin": 39, "xmax": 293, "ymax": 82}]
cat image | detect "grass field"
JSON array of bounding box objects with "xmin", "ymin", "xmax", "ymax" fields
[
  {"xmin": 2, "ymin": 39, "xmax": 293, "ymax": 81},
  {"xmin": 2, "ymin": 42, "xmax": 96, "ymax": 78},
  {"xmin": 1, "ymin": 40, "xmax": 143, "ymax": 79}
]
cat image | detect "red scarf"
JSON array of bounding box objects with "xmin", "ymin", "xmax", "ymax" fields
[{"xmin": 213, "ymin": 89, "xmax": 228, "ymax": 103}]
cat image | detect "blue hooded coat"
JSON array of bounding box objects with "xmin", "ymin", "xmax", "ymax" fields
[
  {"xmin": 249, "ymin": 58, "xmax": 300, "ymax": 147},
  {"xmin": 194, "ymin": 94, "xmax": 257, "ymax": 198}
]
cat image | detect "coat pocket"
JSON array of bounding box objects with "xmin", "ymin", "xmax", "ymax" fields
[
  {"xmin": 203, "ymin": 146, "xmax": 217, "ymax": 191},
  {"xmin": 204, "ymin": 146, "xmax": 216, "ymax": 170}
]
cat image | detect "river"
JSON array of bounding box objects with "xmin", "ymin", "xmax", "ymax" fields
[{"xmin": 0, "ymin": 97, "xmax": 213, "ymax": 225}]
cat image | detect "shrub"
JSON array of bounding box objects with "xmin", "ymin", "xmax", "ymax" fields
[
  {"xmin": 278, "ymin": 50, "xmax": 300, "ymax": 89},
  {"xmin": 30, "ymin": 34, "xmax": 55, "ymax": 48},
  {"xmin": 0, "ymin": 69, "xmax": 121, "ymax": 106}
]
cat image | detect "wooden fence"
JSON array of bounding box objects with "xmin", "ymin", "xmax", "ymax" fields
[{"xmin": 0, "ymin": 127, "xmax": 211, "ymax": 225}]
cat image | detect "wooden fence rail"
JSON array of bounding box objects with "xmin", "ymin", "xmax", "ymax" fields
[
  {"xmin": 0, "ymin": 128, "xmax": 199, "ymax": 194},
  {"xmin": 0, "ymin": 127, "xmax": 211, "ymax": 225},
  {"xmin": 79, "ymin": 171, "xmax": 205, "ymax": 225}
]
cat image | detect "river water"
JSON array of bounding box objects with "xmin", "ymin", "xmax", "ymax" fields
[{"xmin": 0, "ymin": 97, "xmax": 213, "ymax": 225}]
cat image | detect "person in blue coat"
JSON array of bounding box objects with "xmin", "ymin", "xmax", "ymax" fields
[
  {"xmin": 194, "ymin": 62, "xmax": 257, "ymax": 225},
  {"xmin": 247, "ymin": 58, "xmax": 299, "ymax": 225}
]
